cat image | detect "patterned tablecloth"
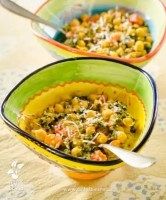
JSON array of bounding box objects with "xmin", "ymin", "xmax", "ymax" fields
[{"xmin": 0, "ymin": 1, "xmax": 166, "ymax": 200}]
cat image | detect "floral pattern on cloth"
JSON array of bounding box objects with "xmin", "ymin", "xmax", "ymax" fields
[
  {"xmin": 48, "ymin": 165, "xmax": 166, "ymax": 200},
  {"xmin": 0, "ymin": 161, "xmax": 34, "ymax": 200},
  {"xmin": 104, "ymin": 175, "xmax": 166, "ymax": 200},
  {"xmin": 157, "ymin": 99, "xmax": 166, "ymax": 134}
]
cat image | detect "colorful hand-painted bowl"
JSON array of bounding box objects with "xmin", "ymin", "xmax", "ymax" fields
[
  {"xmin": 1, "ymin": 58, "xmax": 157, "ymax": 180},
  {"xmin": 31, "ymin": 0, "xmax": 166, "ymax": 67}
]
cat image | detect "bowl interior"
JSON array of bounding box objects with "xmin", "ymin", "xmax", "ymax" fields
[
  {"xmin": 1, "ymin": 58, "xmax": 157, "ymax": 153},
  {"xmin": 32, "ymin": 0, "xmax": 166, "ymax": 53}
]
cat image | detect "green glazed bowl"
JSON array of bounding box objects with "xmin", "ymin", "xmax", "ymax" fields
[
  {"xmin": 1, "ymin": 58, "xmax": 157, "ymax": 180},
  {"xmin": 31, "ymin": 0, "xmax": 166, "ymax": 67}
]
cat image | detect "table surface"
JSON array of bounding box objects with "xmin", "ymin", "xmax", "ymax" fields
[{"xmin": 0, "ymin": 1, "xmax": 166, "ymax": 200}]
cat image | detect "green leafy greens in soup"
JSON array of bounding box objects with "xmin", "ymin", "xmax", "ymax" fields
[
  {"xmin": 63, "ymin": 8, "xmax": 153, "ymax": 58},
  {"xmin": 22, "ymin": 94, "xmax": 138, "ymax": 161}
]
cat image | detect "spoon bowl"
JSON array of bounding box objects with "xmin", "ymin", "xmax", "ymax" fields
[
  {"xmin": 0, "ymin": 0, "xmax": 66, "ymax": 34},
  {"xmin": 99, "ymin": 144, "xmax": 156, "ymax": 169}
]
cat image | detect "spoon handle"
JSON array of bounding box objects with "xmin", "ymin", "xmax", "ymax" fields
[
  {"xmin": 0, "ymin": 0, "xmax": 65, "ymax": 34},
  {"xmin": 100, "ymin": 144, "xmax": 156, "ymax": 169}
]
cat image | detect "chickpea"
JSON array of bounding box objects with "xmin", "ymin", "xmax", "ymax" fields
[
  {"xmin": 70, "ymin": 26, "xmax": 79, "ymax": 33},
  {"xmin": 144, "ymin": 42, "xmax": 152, "ymax": 49},
  {"xmin": 65, "ymin": 107, "xmax": 72, "ymax": 114},
  {"xmin": 94, "ymin": 99, "xmax": 101, "ymax": 107},
  {"xmin": 109, "ymin": 51, "xmax": 118, "ymax": 57},
  {"xmin": 96, "ymin": 133, "xmax": 108, "ymax": 144},
  {"xmin": 111, "ymin": 43, "xmax": 119, "ymax": 51},
  {"xmin": 136, "ymin": 27, "xmax": 148, "ymax": 37},
  {"xmin": 81, "ymin": 14, "xmax": 90, "ymax": 22},
  {"xmin": 82, "ymin": 21, "xmax": 89, "ymax": 28},
  {"xmin": 70, "ymin": 19, "xmax": 80, "ymax": 27},
  {"xmin": 73, "ymin": 104, "xmax": 80, "ymax": 112},
  {"xmin": 71, "ymin": 146, "xmax": 82, "ymax": 157},
  {"xmin": 106, "ymin": 14, "xmax": 114, "ymax": 23},
  {"xmin": 125, "ymin": 39, "xmax": 135, "ymax": 48},
  {"xmin": 118, "ymin": 24, "xmax": 123, "ymax": 31},
  {"xmin": 86, "ymin": 110, "xmax": 96, "ymax": 118},
  {"xmin": 113, "ymin": 18, "xmax": 121, "ymax": 25},
  {"xmin": 72, "ymin": 138, "xmax": 83, "ymax": 147},
  {"xmin": 80, "ymin": 100, "xmax": 89, "ymax": 109},
  {"xmin": 128, "ymin": 28, "xmax": 136, "ymax": 36},
  {"xmin": 96, "ymin": 48, "xmax": 109, "ymax": 55},
  {"xmin": 101, "ymin": 40, "xmax": 110, "ymax": 48},
  {"xmin": 76, "ymin": 46, "xmax": 88, "ymax": 51},
  {"xmin": 78, "ymin": 32, "xmax": 85, "ymax": 39},
  {"xmin": 116, "ymin": 131, "xmax": 127, "ymax": 143},
  {"xmin": 71, "ymin": 97, "xmax": 79, "ymax": 105},
  {"xmin": 121, "ymin": 44, "xmax": 127, "ymax": 50},
  {"xmin": 86, "ymin": 125, "xmax": 95, "ymax": 135},
  {"xmin": 77, "ymin": 40, "xmax": 86, "ymax": 47},
  {"xmin": 68, "ymin": 113, "xmax": 79, "ymax": 120},
  {"xmin": 54, "ymin": 104, "xmax": 64, "ymax": 113},
  {"xmin": 115, "ymin": 126, "xmax": 124, "ymax": 132},
  {"xmin": 116, "ymin": 47, "xmax": 124, "ymax": 57},
  {"xmin": 103, "ymin": 48, "xmax": 110, "ymax": 55},
  {"xmin": 89, "ymin": 94, "xmax": 98, "ymax": 101},
  {"xmin": 146, "ymin": 36, "xmax": 153, "ymax": 43},
  {"xmin": 102, "ymin": 109, "xmax": 113, "ymax": 121},
  {"xmin": 111, "ymin": 139, "xmax": 121, "ymax": 147},
  {"xmin": 137, "ymin": 37, "xmax": 145, "ymax": 42},
  {"xmin": 141, "ymin": 50, "xmax": 147, "ymax": 56},
  {"xmin": 123, "ymin": 117, "xmax": 134, "ymax": 127},
  {"xmin": 134, "ymin": 41, "xmax": 144, "ymax": 52},
  {"xmin": 48, "ymin": 106, "xmax": 54, "ymax": 112},
  {"xmin": 109, "ymin": 113, "xmax": 117, "ymax": 124},
  {"xmin": 125, "ymin": 48, "xmax": 132, "ymax": 53},
  {"xmin": 101, "ymin": 12, "xmax": 108, "ymax": 17},
  {"xmin": 129, "ymin": 51, "xmax": 142, "ymax": 58},
  {"xmin": 114, "ymin": 25, "xmax": 121, "ymax": 31}
]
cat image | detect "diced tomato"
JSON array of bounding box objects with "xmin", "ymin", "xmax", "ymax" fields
[
  {"xmin": 110, "ymin": 32, "xmax": 121, "ymax": 42},
  {"xmin": 44, "ymin": 134, "xmax": 55, "ymax": 145},
  {"xmin": 32, "ymin": 129, "xmax": 47, "ymax": 142},
  {"xmin": 44, "ymin": 134, "xmax": 62, "ymax": 148},
  {"xmin": 129, "ymin": 13, "xmax": 144, "ymax": 26},
  {"xmin": 66, "ymin": 31, "xmax": 73, "ymax": 38},
  {"xmin": 53, "ymin": 134, "xmax": 63, "ymax": 148},
  {"xmin": 90, "ymin": 14, "xmax": 100, "ymax": 22},
  {"xmin": 71, "ymin": 26, "xmax": 80, "ymax": 33},
  {"xmin": 54, "ymin": 125, "xmax": 65, "ymax": 135},
  {"xmin": 90, "ymin": 150, "xmax": 107, "ymax": 161}
]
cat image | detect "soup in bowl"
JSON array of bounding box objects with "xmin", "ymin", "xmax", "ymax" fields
[
  {"xmin": 1, "ymin": 58, "xmax": 157, "ymax": 180},
  {"xmin": 31, "ymin": 0, "xmax": 166, "ymax": 67}
]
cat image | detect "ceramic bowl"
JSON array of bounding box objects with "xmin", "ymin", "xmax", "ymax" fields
[
  {"xmin": 31, "ymin": 0, "xmax": 166, "ymax": 67},
  {"xmin": 1, "ymin": 58, "xmax": 157, "ymax": 180}
]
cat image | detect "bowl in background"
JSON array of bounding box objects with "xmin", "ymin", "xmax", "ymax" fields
[
  {"xmin": 1, "ymin": 58, "xmax": 157, "ymax": 180},
  {"xmin": 31, "ymin": 0, "xmax": 166, "ymax": 67}
]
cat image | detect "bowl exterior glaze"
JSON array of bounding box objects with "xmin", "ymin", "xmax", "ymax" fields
[
  {"xmin": 32, "ymin": 0, "xmax": 166, "ymax": 67},
  {"xmin": 1, "ymin": 58, "xmax": 157, "ymax": 180}
]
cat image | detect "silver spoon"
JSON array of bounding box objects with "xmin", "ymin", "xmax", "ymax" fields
[
  {"xmin": 0, "ymin": 0, "xmax": 66, "ymax": 34},
  {"xmin": 99, "ymin": 144, "xmax": 156, "ymax": 169}
]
